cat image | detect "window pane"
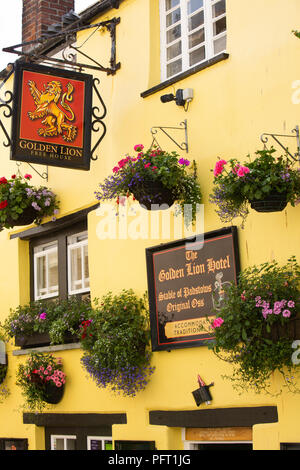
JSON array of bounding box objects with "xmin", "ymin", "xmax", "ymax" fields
[
  {"xmin": 212, "ymin": 0, "xmax": 226, "ymax": 18},
  {"xmin": 70, "ymin": 247, "xmax": 83, "ymax": 291},
  {"xmin": 189, "ymin": 28, "xmax": 205, "ymax": 48},
  {"xmin": 166, "ymin": 7, "xmax": 181, "ymax": 27},
  {"xmin": 167, "ymin": 58, "xmax": 182, "ymax": 77},
  {"xmin": 105, "ymin": 440, "xmax": 113, "ymax": 450},
  {"xmin": 48, "ymin": 251, "xmax": 58, "ymax": 292},
  {"xmin": 167, "ymin": 41, "xmax": 182, "ymax": 60},
  {"xmin": 66, "ymin": 439, "xmax": 76, "ymax": 450},
  {"xmin": 54, "ymin": 438, "xmax": 65, "ymax": 450},
  {"xmin": 166, "ymin": 24, "xmax": 181, "ymax": 43},
  {"xmin": 37, "ymin": 256, "xmax": 46, "ymax": 295},
  {"xmin": 166, "ymin": 0, "xmax": 180, "ymax": 11},
  {"xmin": 187, "ymin": 0, "xmax": 203, "ymax": 14},
  {"xmin": 84, "ymin": 244, "xmax": 89, "ymax": 288},
  {"xmin": 213, "ymin": 16, "xmax": 226, "ymax": 36},
  {"xmin": 188, "ymin": 10, "xmax": 204, "ymax": 31},
  {"xmin": 214, "ymin": 34, "xmax": 226, "ymax": 54},
  {"xmin": 189, "ymin": 45, "xmax": 205, "ymax": 65}
]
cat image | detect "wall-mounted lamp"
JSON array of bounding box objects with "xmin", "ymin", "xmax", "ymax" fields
[
  {"xmin": 160, "ymin": 88, "xmax": 193, "ymax": 111},
  {"xmin": 192, "ymin": 374, "xmax": 214, "ymax": 407}
]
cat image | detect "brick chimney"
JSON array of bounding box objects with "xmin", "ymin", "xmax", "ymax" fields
[{"xmin": 22, "ymin": 0, "xmax": 75, "ymax": 45}]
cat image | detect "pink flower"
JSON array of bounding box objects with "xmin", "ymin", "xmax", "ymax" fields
[
  {"xmin": 282, "ymin": 309, "xmax": 291, "ymax": 318},
  {"xmin": 144, "ymin": 163, "xmax": 151, "ymax": 168},
  {"xmin": 241, "ymin": 294, "xmax": 246, "ymax": 301},
  {"xmin": 134, "ymin": 144, "xmax": 144, "ymax": 152},
  {"xmin": 39, "ymin": 312, "xmax": 47, "ymax": 320},
  {"xmin": 237, "ymin": 166, "xmax": 250, "ymax": 178},
  {"xmin": 24, "ymin": 174, "xmax": 32, "ymax": 180},
  {"xmin": 152, "ymin": 166, "xmax": 158, "ymax": 171},
  {"xmin": 112, "ymin": 166, "xmax": 119, "ymax": 173},
  {"xmin": 212, "ymin": 317, "xmax": 224, "ymax": 328},
  {"xmin": 213, "ymin": 159, "xmax": 227, "ymax": 176}
]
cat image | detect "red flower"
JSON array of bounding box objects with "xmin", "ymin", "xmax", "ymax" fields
[
  {"xmin": 0, "ymin": 177, "xmax": 8, "ymax": 185},
  {"xmin": 0, "ymin": 200, "xmax": 8, "ymax": 210},
  {"xmin": 24, "ymin": 174, "xmax": 32, "ymax": 180},
  {"xmin": 11, "ymin": 174, "xmax": 16, "ymax": 179}
]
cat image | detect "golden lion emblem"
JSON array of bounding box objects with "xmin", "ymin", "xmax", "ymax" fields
[{"xmin": 27, "ymin": 80, "xmax": 77, "ymax": 142}]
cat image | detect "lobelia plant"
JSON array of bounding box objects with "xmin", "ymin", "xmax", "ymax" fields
[
  {"xmin": 0, "ymin": 173, "xmax": 60, "ymax": 229},
  {"xmin": 95, "ymin": 145, "xmax": 202, "ymax": 226},
  {"xmin": 209, "ymin": 148, "xmax": 300, "ymax": 227},
  {"xmin": 207, "ymin": 256, "xmax": 300, "ymax": 394},
  {"xmin": 3, "ymin": 296, "xmax": 93, "ymax": 345},
  {"xmin": 16, "ymin": 352, "xmax": 66, "ymax": 412},
  {"xmin": 80, "ymin": 289, "xmax": 155, "ymax": 397}
]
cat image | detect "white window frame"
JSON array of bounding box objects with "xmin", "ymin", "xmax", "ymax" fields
[
  {"xmin": 50, "ymin": 435, "xmax": 77, "ymax": 450},
  {"xmin": 87, "ymin": 436, "xmax": 113, "ymax": 450},
  {"xmin": 34, "ymin": 242, "xmax": 58, "ymax": 300},
  {"xmin": 159, "ymin": 0, "xmax": 227, "ymax": 81},
  {"xmin": 67, "ymin": 231, "xmax": 90, "ymax": 296}
]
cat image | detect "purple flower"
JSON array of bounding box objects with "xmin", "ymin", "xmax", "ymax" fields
[
  {"xmin": 178, "ymin": 158, "xmax": 190, "ymax": 166},
  {"xmin": 39, "ymin": 312, "xmax": 47, "ymax": 320}
]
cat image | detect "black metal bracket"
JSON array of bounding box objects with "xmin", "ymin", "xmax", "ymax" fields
[
  {"xmin": 2, "ymin": 18, "xmax": 121, "ymax": 75},
  {"xmin": 260, "ymin": 125, "xmax": 300, "ymax": 161},
  {"xmin": 150, "ymin": 119, "xmax": 189, "ymax": 152},
  {"xmin": 91, "ymin": 78, "xmax": 107, "ymax": 161}
]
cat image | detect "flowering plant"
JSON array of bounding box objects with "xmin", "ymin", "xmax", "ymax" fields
[
  {"xmin": 3, "ymin": 296, "xmax": 93, "ymax": 345},
  {"xmin": 207, "ymin": 257, "xmax": 300, "ymax": 394},
  {"xmin": 80, "ymin": 289, "xmax": 155, "ymax": 397},
  {"xmin": 0, "ymin": 173, "xmax": 59, "ymax": 229},
  {"xmin": 16, "ymin": 352, "xmax": 66, "ymax": 411},
  {"xmin": 209, "ymin": 148, "xmax": 300, "ymax": 227},
  {"xmin": 95, "ymin": 145, "xmax": 202, "ymax": 225}
]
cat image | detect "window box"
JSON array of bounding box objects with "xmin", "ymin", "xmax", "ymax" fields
[{"xmin": 15, "ymin": 331, "xmax": 79, "ymax": 349}]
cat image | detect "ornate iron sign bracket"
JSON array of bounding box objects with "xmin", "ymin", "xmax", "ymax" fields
[
  {"xmin": 260, "ymin": 125, "xmax": 300, "ymax": 162},
  {"xmin": 2, "ymin": 18, "xmax": 121, "ymax": 75},
  {"xmin": 150, "ymin": 120, "xmax": 189, "ymax": 153},
  {"xmin": 91, "ymin": 78, "xmax": 107, "ymax": 161}
]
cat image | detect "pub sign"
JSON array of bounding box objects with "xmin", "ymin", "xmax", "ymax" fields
[
  {"xmin": 11, "ymin": 62, "xmax": 93, "ymax": 170},
  {"xmin": 146, "ymin": 227, "xmax": 240, "ymax": 351}
]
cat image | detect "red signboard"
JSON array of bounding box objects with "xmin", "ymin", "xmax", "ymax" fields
[{"xmin": 11, "ymin": 63, "xmax": 93, "ymax": 170}]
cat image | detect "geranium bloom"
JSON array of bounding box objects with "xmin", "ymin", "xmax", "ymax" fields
[
  {"xmin": 0, "ymin": 200, "xmax": 8, "ymax": 209},
  {"xmin": 39, "ymin": 312, "xmax": 47, "ymax": 320},
  {"xmin": 144, "ymin": 163, "xmax": 151, "ymax": 168},
  {"xmin": 212, "ymin": 317, "xmax": 224, "ymax": 328},
  {"xmin": 134, "ymin": 144, "xmax": 144, "ymax": 152},
  {"xmin": 24, "ymin": 174, "xmax": 32, "ymax": 180},
  {"xmin": 213, "ymin": 159, "xmax": 227, "ymax": 176},
  {"xmin": 237, "ymin": 166, "xmax": 250, "ymax": 178},
  {"xmin": 0, "ymin": 177, "xmax": 8, "ymax": 184},
  {"xmin": 112, "ymin": 166, "xmax": 119, "ymax": 173}
]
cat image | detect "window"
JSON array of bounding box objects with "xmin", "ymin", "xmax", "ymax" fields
[
  {"xmin": 160, "ymin": 0, "xmax": 227, "ymax": 80},
  {"xmin": 30, "ymin": 221, "xmax": 89, "ymax": 301},
  {"xmin": 87, "ymin": 436, "xmax": 113, "ymax": 450},
  {"xmin": 34, "ymin": 242, "xmax": 58, "ymax": 300},
  {"xmin": 51, "ymin": 435, "xmax": 77, "ymax": 450},
  {"xmin": 67, "ymin": 232, "xmax": 90, "ymax": 295}
]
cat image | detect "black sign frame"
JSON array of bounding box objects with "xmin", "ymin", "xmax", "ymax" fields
[
  {"xmin": 11, "ymin": 62, "xmax": 93, "ymax": 171},
  {"xmin": 146, "ymin": 226, "xmax": 240, "ymax": 351}
]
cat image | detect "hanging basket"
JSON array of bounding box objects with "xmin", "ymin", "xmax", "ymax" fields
[
  {"xmin": 262, "ymin": 318, "xmax": 300, "ymax": 342},
  {"xmin": 249, "ymin": 192, "xmax": 287, "ymax": 213},
  {"xmin": 43, "ymin": 381, "xmax": 64, "ymax": 405},
  {"xmin": 131, "ymin": 180, "xmax": 177, "ymax": 210},
  {"xmin": 4, "ymin": 206, "xmax": 37, "ymax": 228}
]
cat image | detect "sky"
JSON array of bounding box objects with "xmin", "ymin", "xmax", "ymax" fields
[{"xmin": 0, "ymin": 0, "xmax": 95, "ymax": 71}]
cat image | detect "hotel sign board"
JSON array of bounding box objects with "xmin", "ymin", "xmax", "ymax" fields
[
  {"xmin": 11, "ymin": 62, "xmax": 93, "ymax": 170},
  {"xmin": 146, "ymin": 227, "xmax": 240, "ymax": 351}
]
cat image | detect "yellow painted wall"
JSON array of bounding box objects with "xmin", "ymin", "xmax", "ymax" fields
[{"xmin": 0, "ymin": 0, "xmax": 299, "ymax": 450}]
